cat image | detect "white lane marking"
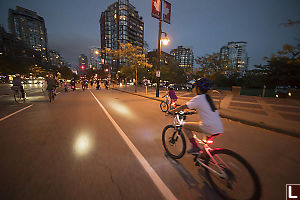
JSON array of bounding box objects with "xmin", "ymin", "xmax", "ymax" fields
[
  {"xmin": 89, "ymin": 90, "xmax": 177, "ymax": 200},
  {"xmin": 0, "ymin": 104, "xmax": 33, "ymax": 122}
]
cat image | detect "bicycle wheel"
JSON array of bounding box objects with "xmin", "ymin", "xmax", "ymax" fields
[
  {"xmin": 14, "ymin": 92, "xmax": 20, "ymax": 103},
  {"xmin": 162, "ymin": 125, "xmax": 186, "ymax": 159},
  {"xmin": 204, "ymin": 149, "xmax": 261, "ymax": 200},
  {"xmin": 48, "ymin": 90, "xmax": 52, "ymax": 102},
  {"xmin": 160, "ymin": 101, "xmax": 169, "ymax": 112},
  {"xmin": 14, "ymin": 90, "xmax": 24, "ymax": 103},
  {"xmin": 52, "ymin": 91, "xmax": 55, "ymax": 101}
]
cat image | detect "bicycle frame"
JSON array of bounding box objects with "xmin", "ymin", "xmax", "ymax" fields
[
  {"xmin": 163, "ymin": 94, "xmax": 170, "ymax": 105},
  {"xmin": 172, "ymin": 112, "xmax": 228, "ymax": 179},
  {"xmin": 194, "ymin": 137, "xmax": 228, "ymax": 179}
]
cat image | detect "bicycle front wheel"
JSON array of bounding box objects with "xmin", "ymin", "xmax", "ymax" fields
[
  {"xmin": 162, "ymin": 125, "xmax": 186, "ymax": 159},
  {"xmin": 14, "ymin": 92, "xmax": 20, "ymax": 103},
  {"xmin": 14, "ymin": 90, "xmax": 24, "ymax": 103},
  {"xmin": 204, "ymin": 149, "xmax": 261, "ymax": 200},
  {"xmin": 160, "ymin": 101, "xmax": 169, "ymax": 112},
  {"xmin": 48, "ymin": 90, "xmax": 52, "ymax": 102}
]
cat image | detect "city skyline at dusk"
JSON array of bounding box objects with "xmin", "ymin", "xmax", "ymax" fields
[{"xmin": 1, "ymin": 0, "xmax": 299, "ymax": 68}]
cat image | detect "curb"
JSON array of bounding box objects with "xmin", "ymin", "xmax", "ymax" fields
[
  {"xmin": 219, "ymin": 112, "xmax": 299, "ymax": 138},
  {"xmin": 112, "ymin": 88, "xmax": 163, "ymax": 102},
  {"xmin": 112, "ymin": 88, "xmax": 299, "ymax": 138}
]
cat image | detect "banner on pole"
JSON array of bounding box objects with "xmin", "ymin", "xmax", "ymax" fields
[
  {"xmin": 163, "ymin": 0, "xmax": 171, "ymax": 24},
  {"xmin": 151, "ymin": 0, "xmax": 161, "ymax": 19}
]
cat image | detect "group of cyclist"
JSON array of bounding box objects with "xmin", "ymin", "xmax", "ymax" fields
[{"xmin": 12, "ymin": 73, "xmax": 222, "ymax": 154}]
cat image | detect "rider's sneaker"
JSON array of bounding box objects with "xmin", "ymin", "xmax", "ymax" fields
[{"xmin": 187, "ymin": 147, "xmax": 201, "ymax": 154}]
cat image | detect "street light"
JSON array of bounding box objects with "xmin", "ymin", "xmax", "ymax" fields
[
  {"xmin": 156, "ymin": 30, "xmax": 169, "ymax": 97},
  {"xmin": 161, "ymin": 32, "xmax": 169, "ymax": 46}
]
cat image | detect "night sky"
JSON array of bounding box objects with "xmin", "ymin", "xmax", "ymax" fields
[{"xmin": 1, "ymin": 0, "xmax": 300, "ymax": 69}]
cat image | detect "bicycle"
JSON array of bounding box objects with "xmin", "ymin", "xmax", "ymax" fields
[
  {"xmin": 160, "ymin": 94, "xmax": 178, "ymax": 112},
  {"xmin": 162, "ymin": 111, "xmax": 261, "ymax": 200},
  {"xmin": 48, "ymin": 89, "xmax": 55, "ymax": 102},
  {"xmin": 11, "ymin": 86, "xmax": 25, "ymax": 103}
]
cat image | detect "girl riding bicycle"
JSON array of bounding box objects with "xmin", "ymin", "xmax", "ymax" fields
[
  {"xmin": 166, "ymin": 86, "xmax": 177, "ymax": 108},
  {"xmin": 170, "ymin": 78, "xmax": 224, "ymax": 154}
]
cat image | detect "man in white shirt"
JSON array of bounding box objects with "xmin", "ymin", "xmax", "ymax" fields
[{"xmin": 170, "ymin": 78, "xmax": 224, "ymax": 154}]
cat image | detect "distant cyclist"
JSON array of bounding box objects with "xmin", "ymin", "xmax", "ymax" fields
[
  {"xmin": 46, "ymin": 74, "xmax": 57, "ymax": 93},
  {"xmin": 170, "ymin": 78, "xmax": 224, "ymax": 154},
  {"xmin": 70, "ymin": 78, "xmax": 76, "ymax": 90},
  {"xmin": 166, "ymin": 86, "xmax": 178, "ymax": 108},
  {"xmin": 12, "ymin": 74, "xmax": 25, "ymax": 99}
]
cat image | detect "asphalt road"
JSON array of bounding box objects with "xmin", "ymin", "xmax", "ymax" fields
[{"xmin": 0, "ymin": 84, "xmax": 299, "ymax": 200}]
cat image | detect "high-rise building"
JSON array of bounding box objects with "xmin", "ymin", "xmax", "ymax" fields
[
  {"xmin": 0, "ymin": 25, "xmax": 42, "ymax": 64},
  {"xmin": 170, "ymin": 46, "xmax": 194, "ymax": 71},
  {"xmin": 48, "ymin": 50, "xmax": 63, "ymax": 68},
  {"xmin": 78, "ymin": 54, "xmax": 88, "ymax": 75},
  {"xmin": 89, "ymin": 46, "xmax": 101, "ymax": 69},
  {"xmin": 220, "ymin": 41, "xmax": 248, "ymax": 75},
  {"xmin": 8, "ymin": 6, "xmax": 48, "ymax": 62},
  {"xmin": 100, "ymin": 0, "xmax": 144, "ymax": 70}
]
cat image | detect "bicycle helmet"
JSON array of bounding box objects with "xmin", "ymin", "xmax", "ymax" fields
[{"xmin": 192, "ymin": 78, "xmax": 212, "ymax": 92}]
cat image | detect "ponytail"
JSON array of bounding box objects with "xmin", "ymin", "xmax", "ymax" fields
[{"xmin": 205, "ymin": 94, "xmax": 217, "ymax": 112}]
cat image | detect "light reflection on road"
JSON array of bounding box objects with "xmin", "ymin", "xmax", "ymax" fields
[
  {"xmin": 108, "ymin": 99, "xmax": 135, "ymax": 119},
  {"xmin": 74, "ymin": 134, "xmax": 92, "ymax": 156}
]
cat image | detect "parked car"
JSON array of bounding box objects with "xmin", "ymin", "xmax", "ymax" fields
[{"xmin": 274, "ymin": 86, "xmax": 290, "ymax": 98}]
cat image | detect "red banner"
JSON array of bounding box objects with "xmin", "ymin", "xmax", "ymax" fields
[
  {"xmin": 163, "ymin": 0, "xmax": 171, "ymax": 24},
  {"xmin": 151, "ymin": 0, "xmax": 161, "ymax": 19}
]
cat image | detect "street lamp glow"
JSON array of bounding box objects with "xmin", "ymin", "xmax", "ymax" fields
[
  {"xmin": 94, "ymin": 50, "xmax": 99, "ymax": 55},
  {"xmin": 161, "ymin": 36, "xmax": 169, "ymax": 45}
]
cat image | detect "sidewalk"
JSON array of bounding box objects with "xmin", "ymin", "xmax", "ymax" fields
[{"xmin": 112, "ymin": 85, "xmax": 300, "ymax": 138}]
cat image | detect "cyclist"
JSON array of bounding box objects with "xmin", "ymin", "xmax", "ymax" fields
[
  {"xmin": 170, "ymin": 78, "xmax": 224, "ymax": 154},
  {"xmin": 166, "ymin": 86, "xmax": 177, "ymax": 108},
  {"xmin": 70, "ymin": 78, "xmax": 76, "ymax": 90},
  {"xmin": 104, "ymin": 80, "xmax": 109, "ymax": 89},
  {"xmin": 96, "ymin": 79, "xmax": 101, "ymax": 90},
  {"xmin": 90, "ymin": 79, "xmax": 94, "ymax": 87},
  {"xmin": 46, "ymin": 74, "xmax": 57, "ymax": 94},
  {"xmin": 54, "ymin": 77, "xmax": 59, "ymax": 95},
  {"xmin": 12, "ymin": 74, "xmax": 25, "ymax": 99}
]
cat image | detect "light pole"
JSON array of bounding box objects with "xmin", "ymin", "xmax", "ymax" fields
[{"xmin": 156, "ymin": 28, "xmax": 169, "ymax": 97}]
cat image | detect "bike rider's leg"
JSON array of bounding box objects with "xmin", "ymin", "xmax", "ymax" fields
[
  {"xmin": 20, "ymin": 86, "xmax": 25, "ymax": 98},
  {"xmin": 182, "ymin": 122, "xmax": 203, "ymax": 153}
]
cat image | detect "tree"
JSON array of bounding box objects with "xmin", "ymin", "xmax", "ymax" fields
[
  {"xmin": 59, "ymin": 66, "xmax": 74, "ymax": 79},
  {"xmin": 160, "ymin": 57, "xmax": 187, "ymax": 84},
  {"xmin": 258, "ymin": 43, "xmax": 300, "ymax": 88},
  {"xmin": 106, "ymin": 43, "xmax": 152, "ymax": 92},
  {"xmin": 195, "ymin": 52, "xmax": 236, "ymax": 78}
]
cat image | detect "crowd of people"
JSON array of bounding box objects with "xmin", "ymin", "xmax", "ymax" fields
[{"xmin": 11, "ymin": 73, "xmax": 110, "ymax": 100}]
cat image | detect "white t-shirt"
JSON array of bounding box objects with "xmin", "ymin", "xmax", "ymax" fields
[{"xmin": 186, "ymin": 94, "xmax": 224, "ymax": 134}]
